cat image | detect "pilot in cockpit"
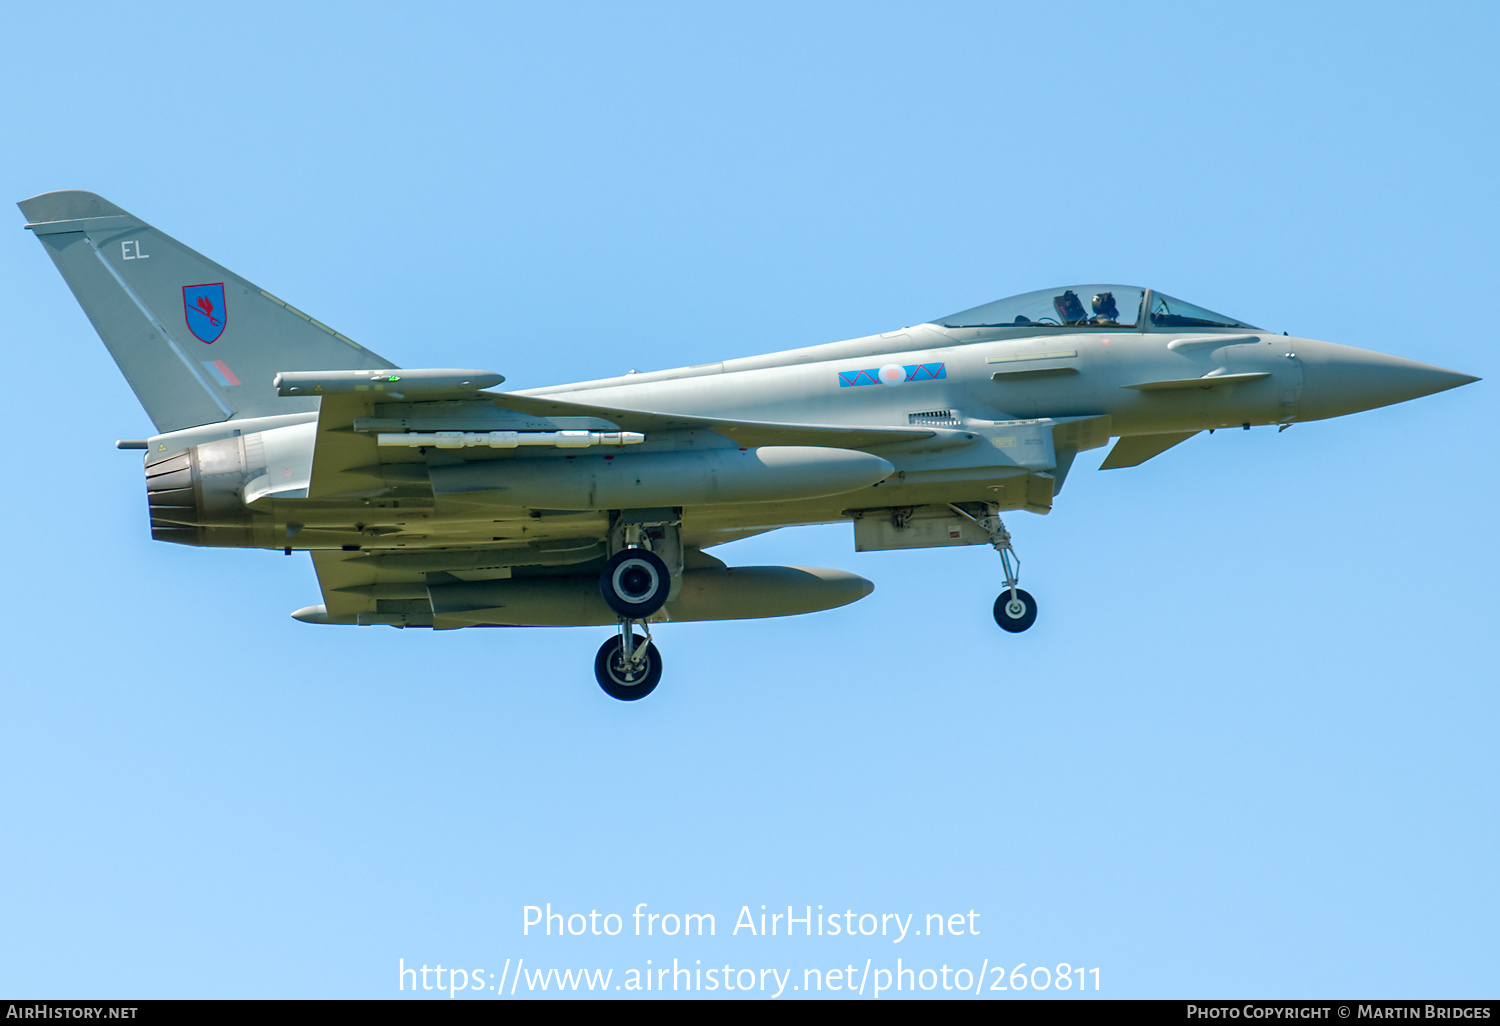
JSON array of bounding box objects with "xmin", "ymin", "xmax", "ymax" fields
[
  {"xmin": 1053, "ymin": 289, "xmax": 1088, "ymax": 325},
  {"xmin": 1090, "ymin": 291, "xmax": 1120, "ymax": 326}
]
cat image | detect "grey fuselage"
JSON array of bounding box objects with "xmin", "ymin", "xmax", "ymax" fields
[{"xmin": 145, "ymin": 316, "xmax": 1470, "ymax": 558}]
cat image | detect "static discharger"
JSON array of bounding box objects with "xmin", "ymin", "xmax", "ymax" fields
[{"xmin": 377, "ymin": 430, "xmax": 645, "ymax": 449}]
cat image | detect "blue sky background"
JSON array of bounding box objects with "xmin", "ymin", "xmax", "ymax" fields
[{"xmin": 1, "ymin": 0, "xmax": 1494, "ymax": 1000}]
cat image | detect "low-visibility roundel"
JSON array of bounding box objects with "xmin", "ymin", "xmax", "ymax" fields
[{"xmin": 838, "ymin": 363, "xmax": 947, "ymax": 387}]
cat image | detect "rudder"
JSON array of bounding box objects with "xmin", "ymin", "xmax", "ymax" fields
[{"xmin": 20, "ymin": 190, "xmax": 396, "ymax": 433}]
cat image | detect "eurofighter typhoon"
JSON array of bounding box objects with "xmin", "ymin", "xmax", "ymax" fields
[{"xmin": 21, "ymin": 191, "xmax": 1479, "ymax": 700}]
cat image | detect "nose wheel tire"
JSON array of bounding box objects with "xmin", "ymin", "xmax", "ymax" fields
[
  {"xmin": 599, "ymin": 548, "xmax": 671, "ymax": 618},
  {"xmin": 594, "ymin": 633, "xmax": 663, "ymax": 701},
  {"xmin": 993, "ymin": 588, "xmax": 1038, "ymax": 633}
]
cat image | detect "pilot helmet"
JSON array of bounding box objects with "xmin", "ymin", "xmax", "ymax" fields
[{"xmin": 1091, "ymin": 292, "xmax": 1119, "ymax": 320}]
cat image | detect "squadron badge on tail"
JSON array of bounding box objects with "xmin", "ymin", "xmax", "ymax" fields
[{"xmin": 183, "ymin": 282, "xmax": 226, "ymax": 343}]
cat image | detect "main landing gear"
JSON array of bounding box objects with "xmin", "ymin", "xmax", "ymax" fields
[
  {"xmin": 594, "ymin": 630, "xmax": 663, "ymax": 701},
  {"xmin": 950, "ymin": 504, "xmax": 1038, "ymax": 634},
  {"xmin": 599, "ymin": 548, "xmax": 670, "ymax": 618},
  {"xmin": 594, "ymin": 510, "xmax": 679, "ymax": 701}
]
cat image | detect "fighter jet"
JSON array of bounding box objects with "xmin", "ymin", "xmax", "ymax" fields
[{"xmin": 20, "ymin": 190, "xmax": 1479, "ymax": 700}]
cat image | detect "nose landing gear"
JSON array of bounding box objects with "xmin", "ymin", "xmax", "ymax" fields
[
  {"xmin": 993, "ymin": 586, "xmax": 1038, "ymax": 632},
  {"xmin": 950, "ymin": 504, "xmax": 1039, "ymax": 633},
  {"xmin": 985, "ymin": 515, "xmax": 1037, "ymax": 633}
]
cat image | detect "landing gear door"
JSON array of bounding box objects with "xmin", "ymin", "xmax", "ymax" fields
[{"xmin": 853, "ymin": 505, "xmax": 993, "ymax": 551}]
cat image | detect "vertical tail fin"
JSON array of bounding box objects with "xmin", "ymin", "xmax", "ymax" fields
[{"xmin": 19, "ymin": 190, "xmax": 396, "ymax": 433}]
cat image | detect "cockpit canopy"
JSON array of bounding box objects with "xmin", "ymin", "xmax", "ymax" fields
[{"xmin": 934, "ymin": 285, "xmax": 1258, "ymax": 332}]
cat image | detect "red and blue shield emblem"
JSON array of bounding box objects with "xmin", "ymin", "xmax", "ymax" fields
[{"xmin": 183, "ymin": 283, "xmax": 227, "ymax": 343}]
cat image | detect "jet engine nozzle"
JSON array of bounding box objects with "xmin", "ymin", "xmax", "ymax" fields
[
  {"xmin": 1294, "ymin": 340, "xmax": 1478, "ymax": 421},
  {"xmin": 143, "ymin": 422, "xmax": 314, "ymax": 546},
  {"xmin": 143, "ymin": 439, "xmax": 258, "ymax": 546}
]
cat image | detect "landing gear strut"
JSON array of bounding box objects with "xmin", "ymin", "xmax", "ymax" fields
[
  {"xmin": 594, "ymin": 509, "xmax": 680, "ymax": 700},
  {"xmin": 950, "ymin": 504, "xmax": 1038, "ymax": 633}
]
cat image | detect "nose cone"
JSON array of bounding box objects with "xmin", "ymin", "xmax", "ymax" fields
[{"xmin": 1296, "ymin": 340, "xmax": 1479, "ymax": 421}]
